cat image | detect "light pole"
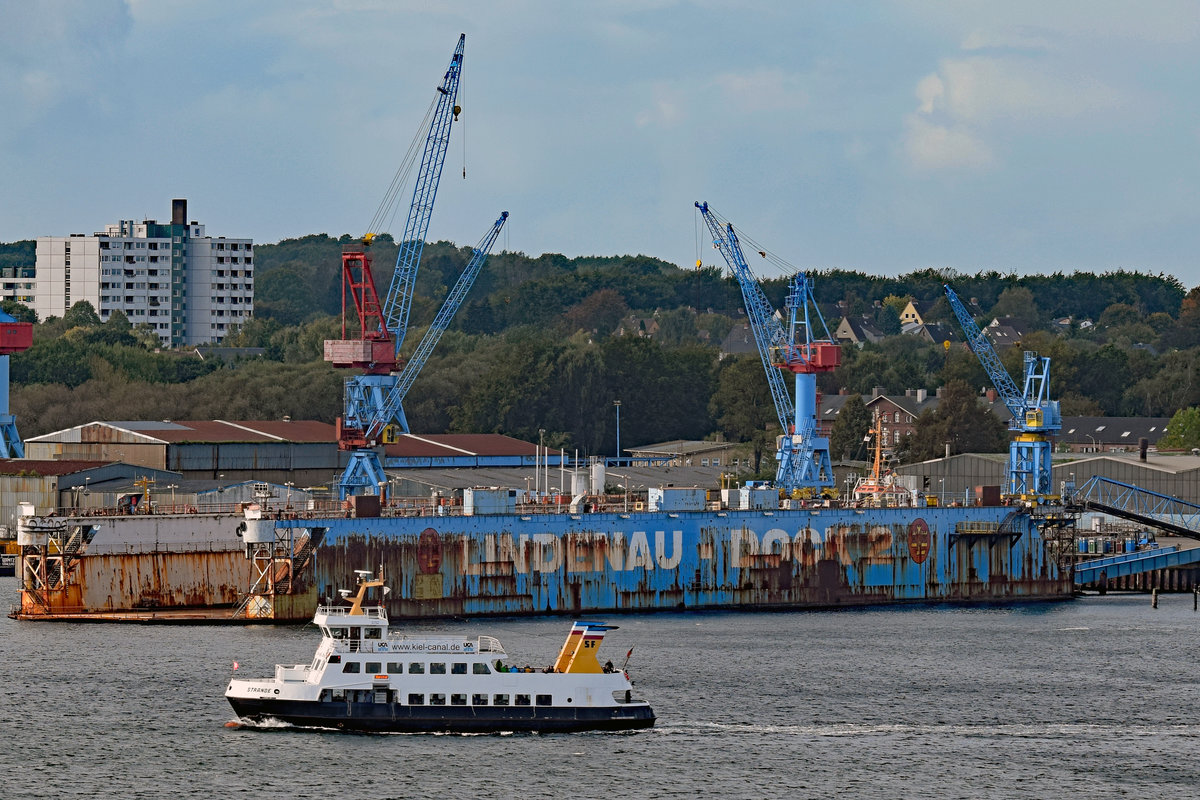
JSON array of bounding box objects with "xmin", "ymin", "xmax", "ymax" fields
[
  {"xmin": 614, "ymin": 400, "xmax": 622, "ymax": 464},
  {"xmin": 284, "ymin": 481, "xmax": 294, "ymax": 508},
  {"xmin": 538, "ymin": 428, "xmax": 546, "ymax": 497},
  {"xmin": 1086, "ymin": 434, "xmax": 1098, "ymax": 453},
  {"xmin": 167, "ymin": 483, "xmax": 178, "ymax": 510},
  {"xmin": 939, "ymin": 478, "xmax": 945, "ymax": 505}
]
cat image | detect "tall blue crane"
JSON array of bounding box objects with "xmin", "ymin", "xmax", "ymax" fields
[
  {"xmin": 323, "ymin": 34, "xmax": 469, "ymax": 498},
  {"xmin": 0, "ymin": 308, "xmax": 32, "ymax": 457},
  {"xmin": 696, "ymin": 202, "xmax": 840, "ymax": 495},
  {"xmin": 944, "ymin": 284, "xmax": 1062, "ymax": 499}
]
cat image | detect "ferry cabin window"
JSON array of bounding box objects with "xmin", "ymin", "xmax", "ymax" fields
[
  {"xmin": 330, "ymin": 628, "xmax": 347, "ymax": 639},
  {"xmin": 451, "ymin": 662, "xmax": 467, "ymax": 675},
  {"xmin": 493, "ymin": 694, "xmax": 510, "ymax": 706},
  {"xmin": 451, "ymin": 694, "xmax": 467, "ymax": 706},
  {"xmin": 342, "ymin": 662, "xmax": 361, "ymax": 673},
  {"xmin": 407, "ymin": 694, "xmax": 424, "ymax": 705},
  {"xmin": 472, "ymin": 693, "xmax": 489, "ymax": 705},
  {"xmin": 365, "ymin": 662, "xmax": 382, "ymax": 673},
  {"xmin": 408, "ymin": 663, "xmax": 425, "ymax": 674},
  {"xmin": 328, "ymin": 654, "xmax": 341, "ymax": 664},
  {"xmin": 429, "ymin": 693, "xmax": 446, "ymax": 706},
  {"xmin": 387, "ymin": 662, "xmax": 403, "ymax": 674},
  {"xmin": 364, "ymin": 627, "xmax": 382, "ymax": 640},
  {"xmin": 515, "ymin": 694, "xmax": 531, "ymax": 706},
  {"xmin": 536, "ymin": 694, "xmax": 553, "ymax": 706},
  {"xmin": 430, "ymin": 662, "xmax": 447, "ymax": 674},
  {"xmin": 472, "ymin": 662, "xmax": 491, "ymax": 674}
]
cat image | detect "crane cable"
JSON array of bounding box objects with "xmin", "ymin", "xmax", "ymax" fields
[
  {"xmin": 698, "ymin": 204, "xmax": 797, "ymax": 279},
  {"xmin": 364, "ymin": 94, "xmax": 440, "ymax": 240}
]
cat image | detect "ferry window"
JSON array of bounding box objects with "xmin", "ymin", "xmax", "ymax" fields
[
  {"xmin": 493, "ymin": 694, "xmax": 510, "ymax": 706},
  {"xmin": 407, "ymin": 694, "xmax": 424, "ymax": 705},
  {"xmin": 330, "ymin": 628, "xmax": 347, "ymax": 639},
  {"xmin": 328, "ymin": 655, "xmax": 341, "ymax": 664},
  {"xmin": 342, "ymin": 662, "xmax": 361, "ymax": 673},
  {"xmin": 451, "ymin": 694, "xmax": 467, "ymax": 706},
  {"xmin": 365, "ymin": 662, "xmax": 381, "ymax": 674},
  {"xmin": 515, "ymin": 694, "xmax": 531, "ymax": 706},
  {"xmin": 332, "ymin": 690, "xmax": 345, "ymax": 701},
  {"xmin": 536, "ymin": 694, "xmax": 553, "ymax": 706},
  {"xmin": 430, "ymin": 662, "xmax": 447, "ymax": 674},
  {"xmin": 451, "ymin": 663, "xmax": 467, "ymax": 674},
  {"xmin": 472, "ymin": 663, "xmax": 491, "ymax": 674},
  {"xmin": 408, "ymin": 663, "xmax": 425, "ymax": 674},
  {"xmin": 472, "ymin": 694, "xmax": 489, "ymax": 705},
  {"xmin": 429, "ymin": 693, "xmax": 446, "ymax": 706},
  {"xmin": 387, "ymin": 662, "xmax": 403, "ymax": 674},
  {"xmin": 364, "ymin": 628, "xmax": 382, "ymax": 640}
]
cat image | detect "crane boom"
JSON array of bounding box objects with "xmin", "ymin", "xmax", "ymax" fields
[
  {"xmin": 382, "ymin": 34, "xmax": 466, "ymax": 356},
  {"xmin": 944, "ymin": 285, "xmax": 1023, "ymax": 418},
  {"xmin": 695, "ymin": 202, "xmax": 793, "ymax": 433},
  {"xmin": 370, "ymin": 211, "xmax": 509, "ymax": 439}
]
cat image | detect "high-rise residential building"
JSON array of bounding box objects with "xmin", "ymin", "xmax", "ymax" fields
[{"xmin": 34, "ymin": 199, "xmax": 254, "ymax": 346}]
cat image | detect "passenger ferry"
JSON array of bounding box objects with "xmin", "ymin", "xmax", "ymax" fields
[{"xmin": 225, "ymin": 571, "xmax": 655, "ymax": 733}]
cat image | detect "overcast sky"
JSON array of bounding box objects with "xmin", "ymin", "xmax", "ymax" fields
[{"xmin": 3, "ymin": 1, "xmax": 1199, "ymax": 284}]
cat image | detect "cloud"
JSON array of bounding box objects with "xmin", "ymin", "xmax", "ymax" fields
[
  {"xmin": 903, "ymin": 54, "xmax": 1122, "ymax": 170},
  {"xmin": 713, "ymin": 68, "xmax": 809, "ymax": 114},
  {"xmin": 903, "ymin": 114, "xmax": 993, "ymax": 170}
]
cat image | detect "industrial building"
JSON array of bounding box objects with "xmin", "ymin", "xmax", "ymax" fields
[{"xmin": 34, "ymin": 198, "xmax": 253, "ymax": 346}]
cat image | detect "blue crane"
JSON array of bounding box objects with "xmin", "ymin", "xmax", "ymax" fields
[
  {"xmin": 696, "ymin": 202, "xmax": 840, "ymax": 495},
  {"xmin": 336, "ymin": 212, "xmax": 509, "ymax": 496},
  {"xmin": 944, "ymin": 284, "xmax": 1062, "ymax": 499},
  {"xmin": 0, "ymin": 308, "xmax": 32, "ymax": 457},
  {"xmin": 323, "ymin": 34, "xmax": 469, "ymax": 498}
]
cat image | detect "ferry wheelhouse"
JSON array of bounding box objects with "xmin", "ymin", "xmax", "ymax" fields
[{"xmin": 225, "ymin": 572, "xmax": 655, "ymax": 733}]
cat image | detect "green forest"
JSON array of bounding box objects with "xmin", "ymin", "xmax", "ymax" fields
[{"xmin": 3, "ymin": 233, "xmax": 1200, "ymax": 463}]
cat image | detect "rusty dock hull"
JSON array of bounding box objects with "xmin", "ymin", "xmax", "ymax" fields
[
  {"xmin": 298, "ymin": 505, "xmax": 1072, "ymax": 619},
  {"xmin": 11, "ymin": 506, "xmax": 1073, "ymax": 622}
]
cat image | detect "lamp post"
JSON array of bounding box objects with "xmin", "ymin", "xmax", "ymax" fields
[
  {"xmin": 538, "ymin": 428, "xmax": 546, "ymax": 498},
  {"xmin": 167, "ymin": 483, "xmax": 178, "ymax": 511},
  {"xmin": 939, "ymin": 478, "xmax": 945, "ymax": 505},
  {"xmin": 1086, "ymin": 434, "xmax": 1098, "ymax": 453},
  {"xmin": 614, "ymin": 400, "xmax": 621, "ymax": 464},
  {"xmin": 284, "ymin": 481, "xmax": 294, "ymax": 508}
]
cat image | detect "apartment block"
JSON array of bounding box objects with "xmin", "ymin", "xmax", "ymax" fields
[{"xmin": 34, "ymin": 199, "xmax": 253, "ymax": 346}]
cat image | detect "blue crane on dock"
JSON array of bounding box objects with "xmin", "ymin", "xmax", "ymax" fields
[
  {"xmin": 0, "ymin": 308, "xmax": 32, "ymax": 457},
  {"xmin": 944, "ymin": 284, "xmax": 1061, "ymax": 499},
  {"xmin": 696, "ymin": 202, "xmax": 841, "ymax": 495},
  {"xmin": 323, "ymin": 34, "xmax": 504, "ymax": 498}
]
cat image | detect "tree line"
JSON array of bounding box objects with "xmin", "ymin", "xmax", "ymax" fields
[{"xmin": 4, "ymin": 231, "xmax": 1200, "ymax": 458}]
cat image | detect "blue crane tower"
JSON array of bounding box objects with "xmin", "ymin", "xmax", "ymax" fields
[
  {"xmin": 0, "ymin": 308, "xmax": 33, "ymax": 457},
  {"xmin": 944, "ymin": 284, "xmax": 1062, "ymax": 500},
  {"xmin": 323, "ymin": 34, "xmax": 504, "ymax": 499},
  {"xmin": 696, "ymin": 202, "xmax": 841, "ymax": 495}
]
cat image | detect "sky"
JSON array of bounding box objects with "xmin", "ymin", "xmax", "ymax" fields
[{"xmin": 3, "ymin": 0, "xmax": 1200, "ymax": 284}]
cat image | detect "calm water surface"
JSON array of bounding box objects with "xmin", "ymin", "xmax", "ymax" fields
[{"xmin": 3, "ymin": 576, "xmax": 1198, "ymax": 799}]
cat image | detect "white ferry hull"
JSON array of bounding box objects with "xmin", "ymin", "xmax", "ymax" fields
[{"xmin": 227, "ymin": 696, "xmax": 655, "ymax": 733}]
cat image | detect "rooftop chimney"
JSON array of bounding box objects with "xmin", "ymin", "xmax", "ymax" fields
[
  {"xmin": 916, "ymin": 388, "xmax": 927, "ymax": 403},
  {"xmin": 172, "ymin": 198, "xmax": 187, "ymax": 226},
  {"xmin": 1139, "ymin": 437, "xmax": 1148, "ymax": 462}
]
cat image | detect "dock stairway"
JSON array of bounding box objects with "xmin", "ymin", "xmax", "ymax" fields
[
  {"xmin": 1074, "ymin": 545, "xmax": 1200, "ymax": 584},
  {"xmin": 1067, "ymin": 476, "xmax": 1200, "ymax": 540}
]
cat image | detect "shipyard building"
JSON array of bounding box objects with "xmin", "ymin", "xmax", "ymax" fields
[{"xmin": 34, "ymin": 199, "xmax": 253, "ymax": 346}]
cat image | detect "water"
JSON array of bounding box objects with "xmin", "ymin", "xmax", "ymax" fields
[{"xmin": 3, "ymin": 575, "xmax": 1199, "ymax": 799}]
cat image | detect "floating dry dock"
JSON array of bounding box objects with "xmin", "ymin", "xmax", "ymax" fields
[{"xmin": 10, "ymin": 486, "xmax": 1076, "ymax": 622}]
